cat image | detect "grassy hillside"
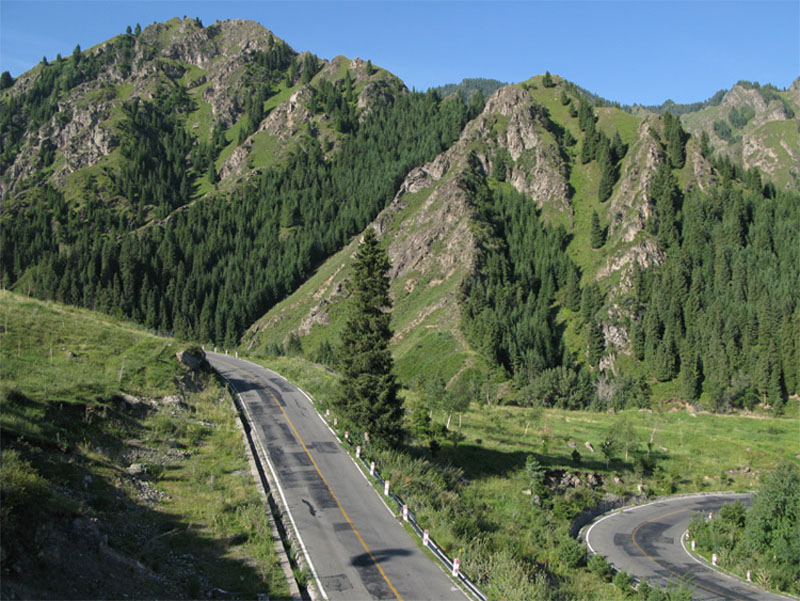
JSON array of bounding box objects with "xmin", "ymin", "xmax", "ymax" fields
[
  {"xmin": 0, "ymin": 291, "xmax": 290, "ymax": 599},
  {"xmin": 249, "ymin": 355, "xmax": 800, "ymax": 600},
  {"xmin": 241, "ymin": 182, "xmax": 488, "ymax": 387},
  {"xmin": 680, "ymin": 82, "xmax": 799, "ymax": 189}
]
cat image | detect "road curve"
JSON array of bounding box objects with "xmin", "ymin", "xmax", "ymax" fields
[
  {"xmin": 583, "ymin": 493, "xmax": 791, "ymax": 601},
  {"xmin": 207, "ymin": 352, "xmax": 468, "ymax": 601}
]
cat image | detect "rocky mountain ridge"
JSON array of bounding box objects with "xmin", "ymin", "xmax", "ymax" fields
[{"xmin": 2, "ymin": 18, "xmax": 799, "ymax": 404}]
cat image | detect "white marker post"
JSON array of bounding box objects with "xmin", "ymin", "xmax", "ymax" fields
[
  {"xmin": 691, "ymin": 540, "xmax": 696, "ymax": 551},
  {"xmin": 708, "ymin": 511, "xmax": 713, "ymax": 520},
  {"xmin": 235, "ymin": 351, "xmax": 238, "ymax": 358},
  {"xmin": 423, "ymin": 529, "xmax": 429, "ymax": 547},
  {"xmin": 384, "ymin": 480, "xmax": 390, "ymax": 496},
  {"xmin": 402, "ymin": 504, "xmax": 408, "ymax": 521},
  {"xmin": 370, "ymin": 461, "xmax": 376, "ymax": 476},
  {"xmin": 356, "ymin": 445, "xmax": 361, "ymax": 458},
  {"xmin": 747, "ymin": 570, "xmax": 752, "ymax": 582},
  {"xmin": 344, "ymin": 431, "xmax": 349, "ymax": 441},
  {"xmin": 326, "ymin": 409, "xmax": 330, "ymax": 417},
  {"xmin": 333, "ymin": 417, "xmax": 338, "ymax": 427},
  {"xmin": 452, "ymin": 558, "xmax": 460, "ymax": 578},
  {"xmin": 712, "ymin": 553, "xmax": 718, "ymax": 566}
]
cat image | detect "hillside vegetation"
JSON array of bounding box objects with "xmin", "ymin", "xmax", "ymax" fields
[
  {"xmin": 258, "ymin": 355, "xmax": 799, "ymax": 600},
  {"xmin": 0, "ymin": 291, "xmax": 290, "ymax": 599},
  {"xmin": 246, "ymin": 74, "xmax": 800, "ymax": 416},
  {"xmin": 1, "ymin": 15, "xmax": 799, "ymax": 600}
]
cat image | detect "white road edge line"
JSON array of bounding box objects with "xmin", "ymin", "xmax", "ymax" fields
[
  {"xmin": 214, "ymin": 358, "xmax": 328, "ymax": 601},
  {"xmin": 240, "ymin": 357, "xmax": 473, "ymax": 599},
  {"xmin": 679, "ymin": 529, "xmax": 799, "ymax": 601},
  {"xmin": 584, "ymin": 492, "xmax": 750, "ymax": 555}
]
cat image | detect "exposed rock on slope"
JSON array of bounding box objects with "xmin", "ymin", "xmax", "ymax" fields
[
  {"xmin": 457, "ymin": 85, "xmax": 571, "ymax": 213},
  {"xmin": 680, "ymin": 82, "xmax": 800, "ymax": 190}
]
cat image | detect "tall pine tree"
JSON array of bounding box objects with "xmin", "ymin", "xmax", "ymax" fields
[{"xmin": 336, "ymin": 228, "xmax": 403, "ymax": 445}]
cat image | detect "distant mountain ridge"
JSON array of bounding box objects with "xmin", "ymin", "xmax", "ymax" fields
[
  {"xmin": 429, "ymin": 77, "xmax": 507, "ymax": 102},
  {"xmin": 2, "ymin": 17, "xmax": 799, "ymax": 411}
]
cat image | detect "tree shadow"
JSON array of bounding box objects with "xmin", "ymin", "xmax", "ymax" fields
[{"xmin": 1, "ymin": 390, "xmax": 296, "ymax": 601}]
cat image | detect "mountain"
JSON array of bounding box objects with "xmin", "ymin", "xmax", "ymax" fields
[
  {"xmin": 429, "ymin": 77, "xmax": 507, "ymax": 102},
  {"xmin": 2, "ymin": 18, "xmax": 799, "ymax": 411},
  {"xmin": 679, "ymin": 79, "xmax": 800, "ymax": 190},
  {"xmin": 244, "ymin": 73, "xmax": 800, "ymax": 410}
]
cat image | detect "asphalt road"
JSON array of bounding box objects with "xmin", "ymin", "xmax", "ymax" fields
[
  {"xmin": 584, "ymin": 493, "xmax": 792, "ymax": 601},
  {"xmin": 207, "ymin": 352, "xmax": 467, "ymax": 601}
]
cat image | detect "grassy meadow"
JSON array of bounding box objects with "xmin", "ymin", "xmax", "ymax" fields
[
  {"xmin": 0, "ymin": 291, "xmax": 290, "ymax": 599},
  {"xmin": 256, "ymin": 354, "xmax": 799, "ymax": 600}
]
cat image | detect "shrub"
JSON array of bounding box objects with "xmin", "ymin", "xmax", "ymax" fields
[
  {"xmin": 0, "ymin": 448, "xmax": 50, "ymax": 537},
  {"xmin": 613, "ymin": 569, "xmax": 634, "ymax": 592},
  {"xmin": 587, "ymin": 553, "xmax": 613, "ymax": 580},
  {"xmin": 556, "ymin": 536, "xmax": 586, "ymax": 568}
]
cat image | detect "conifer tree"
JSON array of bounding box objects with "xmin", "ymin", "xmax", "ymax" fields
[
  {"xmin": 597, "ymin": 137, "xmax": 615, "ymax": 201},
  {"xmin": 564, "ymin": 265, "xmax": 581, "ymax": 311},
  {"xmin": 680, "ymin": 348, "xmax": 701, "ymax": 401},
  {"xmin": 336, "ymin": 228, "xmax": 403, "ymax": 445},
  {"xmin": 590, "ymin": 211, "xmax": 606, "ymax": 248},
  {"xmin": 699, "ymin": 130, "xmax": 711, "ymax": 158},
  {"xmin": 663, "ymin": 111, "xmax": 687, "ymax": 169},
  {"xmin": 587, "ymin": 320, "xmax": 604, "ymax": 367},
  {"xmin": 611, "ymin": 131, "xmax": 627, "ymax": 162}
]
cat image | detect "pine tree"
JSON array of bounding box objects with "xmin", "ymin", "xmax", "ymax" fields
[
  {"xmin": 699, "ymin": 130, "xmax": 711, "ymax": 158},
  {"xmin": 663, "ymin": 111, "xmax": 687, "ymax": 169},
  {"xmin": 597, "ymin": 137, "xmax": 615, "ymax": 201},
  {"xmin": 590, "ymin": 211, "xmax": 606, "ymax": 248},
  {"xmin": 611, "ymin": 131, "xmax": 627, "ymax": 163},
  {"xmin": 336, "ymin": 228, "xmax": 403, "ymax": 445},
  {"xmin": 0, "ymin": 71, "xmax": 13, "ymax": 90},
  {"xmin": 542, "ymin": 71, "xmax": 555, "ymax": 88},
  {"xmin": 587, "ymin": 320, "xmax": 604, "ymax": 367},
  {"xmin": 680, "ymin": 348, "xmax": 701, "ymax": 401},
  {"xmin": 564, "ymin": 265, "xmax": 581, "ymax": 311}
]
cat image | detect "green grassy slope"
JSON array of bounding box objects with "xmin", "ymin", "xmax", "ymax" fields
[
  {"xmin": 0, "ymin": 291, "xmax": 290, "ymax": 600},
  {"xmin": 680, "ymin": 84, "xmax": 799, "ymax": 190},
  {"xmin": 241, "ymin": 181, "xmax": 488, "ymax": 387},
  {"xmin": 250, "ymin": 354, "xmax": 800, "ymax": 600}
]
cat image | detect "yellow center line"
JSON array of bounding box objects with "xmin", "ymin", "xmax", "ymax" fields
[
  {"xmin": 631, "ymin": 507, "xmax": 749, "ymax": 601},
  {"xmin": 222, "ymin": 358, "xmax": 404, "ymax": 601}
]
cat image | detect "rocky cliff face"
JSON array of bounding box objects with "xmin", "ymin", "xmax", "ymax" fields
[
  {"xmin": 680, "ymin": 82, "xmax": 799, "ymax": 190},
  {"xmin": 1, "ymin": 17, "xmax": 405, "ymax": 202},
  {"xmin": 1, "ymin": 18, "xmax": 286, "ymax": 199}
]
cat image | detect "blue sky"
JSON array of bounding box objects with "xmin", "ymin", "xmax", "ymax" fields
[{"xmin": 1, "ymin": 1, "xmax": 798, "ymax": 105}]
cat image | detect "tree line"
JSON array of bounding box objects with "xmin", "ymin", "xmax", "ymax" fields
[{"xmin": 1, "ymin": 78, "xmax": 482, "ymax": 350}]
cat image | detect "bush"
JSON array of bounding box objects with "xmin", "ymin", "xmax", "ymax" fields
[
  {"xmin": 613, "ymin": 569, "xmax": 634, "ymax": 592},
  {"xmin": 556, "ymin": 536, "xmax": 586, "ymax": 568},
  {"xmin": 0, "ymin": 448, "xmax": 50, "ymax": 537},
  {"xmin": 587, "ymin": 553, "xmax": 613, "ymax": 580}
]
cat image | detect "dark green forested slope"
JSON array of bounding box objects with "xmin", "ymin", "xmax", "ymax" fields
[
  {"xmin": 2, "ymin": 19, "xmax": 798, "ymax": 416},
  {"xmin": 1, "ymin": 85, "xmax": 479, "ymax": 346},
  {"xmin": 451, "ymin": 84, "xmax": 800, "ymax": 412}
]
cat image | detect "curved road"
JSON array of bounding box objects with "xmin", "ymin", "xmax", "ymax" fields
[
  {"xmin": 207, "ymin": 352, "xmax": 467, "ymax": 601},
  {"xmin": 584, "ymin": 493, "xmax": 791, "ymax": 601}
]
